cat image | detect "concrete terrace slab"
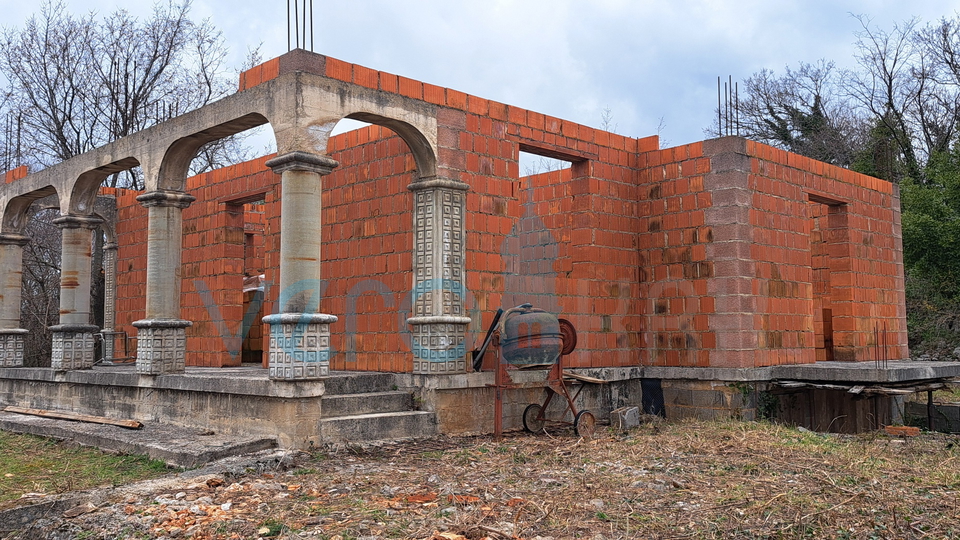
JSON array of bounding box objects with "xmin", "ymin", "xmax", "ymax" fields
[
  {"xmin": 0, "ymin": 411, "xmax": 276, "ymax": 468},
  {"xmin": 770, "ymin": 361, "xmax": 960, "ymax": 383},
  {"xmin": 640, "ymin": 361, "xmax": 960, "ymax": 384}
]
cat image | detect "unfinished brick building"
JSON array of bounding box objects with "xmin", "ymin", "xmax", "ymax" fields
[{"xmin": 0, "ymin": 49, "xmax": 955, "ymax": 445}]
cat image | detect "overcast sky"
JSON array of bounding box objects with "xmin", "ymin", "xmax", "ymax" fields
[{"xmin": 2, "ymin": 0, "xmax": 959, "ymax": 149}]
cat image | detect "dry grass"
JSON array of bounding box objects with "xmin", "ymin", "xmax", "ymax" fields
[
  {"xmin": 0, "ymin": 431, "xmax": 170, "ymax": 510},
  {"xmin": 13, "ymin": 419, "xmax": 960, "ymax": 539}
]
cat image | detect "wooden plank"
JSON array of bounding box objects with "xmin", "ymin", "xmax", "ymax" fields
[
  {"xmin": 4, "ymin": 406, "xmax": 142, "ymax": 429},
  {"xmin": 562, "ymin": 371, "xmax": 607, "ymax": 384}
]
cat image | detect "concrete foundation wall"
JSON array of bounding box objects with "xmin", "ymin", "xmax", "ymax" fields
[
  {"xmin": 0, "ymin": 367, "xmax": 646, "ymax": 445},
  {"xmin": 661, "ymin": 379, "xmax": 757, "ymax": 421},
  {"xmin": 396, "ymin": 367, "xmax": 645, "ymax": 435},
  {"xmin": 0, "ymin": 368, "xmax": 325, "ymax": 448}
]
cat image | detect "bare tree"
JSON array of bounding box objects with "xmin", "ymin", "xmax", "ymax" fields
[
  {"xmin": 0, "ymin": 0, "xmax": 256, "ymax": 187},
  {"xmin": 709, "ymin": 60, "xmax": 866, "ymax": 167},
  {"xmin": 719, "ymin": 14, "xmax": 960, "ymax": 184},
  {"xmin": 0, "ymin": 2, "xmax": 260, "ymax": 364},
  {"xmin": 20, "ymin": 204, "xmax": 61, "ymax": 366},
  {"xmin": 844, "ymin": 16, "xmax": 927, "ymax": 181}
]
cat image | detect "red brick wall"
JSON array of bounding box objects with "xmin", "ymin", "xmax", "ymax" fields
[
  {"xmin": 3, "ymin": 166, "xmax": 28, "ymax": 184},
  {"xmin": 111, "ymin": 186, "xmax": 146, "ymax": 354},
  {"xmin": 320, "ymin": 126, "xmax": 416, "ymax": 372},
  {"xmin": 435, "ymin": 101, "xmax": 648, "ymax": 369},
  {"xmin": 634, "ymin": 137, "xmax": 906, "ymax": 368},
  {"xmin": 637, "ymin": 140, "xmax": 715, "ymax": 367},
  {"xmin": 745, "ymin": 140, "xmax": 906, "ymax": 364}
]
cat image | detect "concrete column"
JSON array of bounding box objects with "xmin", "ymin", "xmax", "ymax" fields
[
  {"xmin": 49, "ymin": 215, "xmax": 102, "ymax": 370},
  {"xmin": 101, "ymin": 241, "xmax": 118, "ymax": 362},
  {"xmin": 263, "ymin": 151, "xmax": 339, "ymax": 380},
  {"xmin": 0, "ymin": 234, "xmax": 29, "ymax": 367},
  {"xmin": 133, "ymin": 190, "xmax": 195, "ymax": 375},
  {"xmin": 406, "ymin": 177, "xmax": 471, "ymax": 374}
]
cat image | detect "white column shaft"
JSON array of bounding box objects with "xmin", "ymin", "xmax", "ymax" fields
[
  {"xmin": 279, "ymin": 168, "xmax": 323, "ymax": 314},
  {"xmin": 144, "ymin": 204, "xmax": 186, "ymax": 320},
  {"xmin": 58, "ymin": 226, "xmax": 93, "ymax": 326}
]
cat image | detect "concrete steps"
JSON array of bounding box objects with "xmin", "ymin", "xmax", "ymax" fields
[
  {"xmin": 319, "ymin": 410, "xmax": 437, "ymax": 443},
  {"xmin": 321, "ymin": 391, "xmax": 414, "ymax": 417},
  {"xmin": 320, "ymin": 373, "xmax": 437, "ymax": 443},
  {"xmin": 322, "ymin": 372, "xmax": 397, "ymax": 395}
]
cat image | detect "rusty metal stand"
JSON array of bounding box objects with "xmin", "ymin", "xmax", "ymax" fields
[
  {"xmin": 488, "ymin": 314, "xmax": 598, "ymax": 439},
  {"xmin": 519, "ymin": 359, "xmax": 596, "ymax": 439}
]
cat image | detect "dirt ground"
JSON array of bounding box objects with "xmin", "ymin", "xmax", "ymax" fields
[{"xmin": 6, "ymin": 419, "xmax": 960, "ymax": 539}]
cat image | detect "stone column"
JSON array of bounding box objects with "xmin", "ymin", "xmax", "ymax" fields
[
  {"xmin": 133, "ymin": 190, "xmax": 195, "ymax": 375},
  {"xmin": 263, "ymin": 151, "xmax": 338, "ymax": 380},
  {"xmin": 49, "ymin": 215, "xmax": 102, "ymax": 370},
  {"xmin": 406, "ymin": 177, "xmax": 471, "ymax": 374},
  {"xmin": 0, "ymin": 234, "xmax": 29, "ymax": 367},
  {"xmin": 101, "ymin": 241, "xmax": 118, "ymax": 362}
]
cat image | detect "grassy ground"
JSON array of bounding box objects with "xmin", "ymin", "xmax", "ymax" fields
[
  {"xmin": 12, "ymin": 419, "xmax": 960, "ymax": 539},
  {"xmin": 0, "ymin": 431, "xmax": 170, "ymax": 510}
]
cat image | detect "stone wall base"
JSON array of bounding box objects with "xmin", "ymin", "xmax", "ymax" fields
[
  {"xmin": 0, "ymin": 368, "xmax": 325, "ymax": 448},
  {"xmin": 0, "ymin": 366, "xmax": 908, "ymax": 448},
  {"xmin": 396, "ymin": 367, "xmax": 646, "ymax": 435},
  {"xmin": 660, "ymin": 379, "xmax": 758, "ymax": 421},
  {"xmin": 905, "ymin": 400, "xmax": 960, "ymax": 433}
]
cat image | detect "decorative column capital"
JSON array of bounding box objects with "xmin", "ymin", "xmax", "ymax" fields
[
  {"xmin": 104, "ymin": 242, "xmax": 119, "ymax": 251},
  {"xmin": 0, "ymin": 234, "xmax": 29, "ymax": 246},
  {"xmin": 266, "ymin": 151, "xmax": 339, "ymax": 175},
  {"xmin": 51, "ymin": 214, "xmax": 104, "ymax": 230},
  {"xmin": 407, "ymin": 176, "xmax": 470, "ymax": 192},
  {"xmin": 136, "ymin": 190, "xmax": 196, "ymax": 209}
]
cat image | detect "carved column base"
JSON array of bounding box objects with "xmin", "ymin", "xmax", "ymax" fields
[
  {"xmin": 408, "ymin": 316, "xmax": 471, "ymax": 374},
  {"xmin": 101, "ymin": 327, "xmax": 116, "ymax": 362},
  {"xmin": 263, "ymin": 313, "xmax": 337, "ymax": 380},
  {"xmin": 0, "ymin": 329, "xmax": 28, "ymax": 367},
  {"xmin": 133, "ymin": 319, "xmax": 191, "ymax": 375},
  {"xmin": 50, "ymin": 324, "xmax": 98, "ymax": 371}
]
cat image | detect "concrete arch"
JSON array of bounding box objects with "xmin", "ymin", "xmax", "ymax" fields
[
  {"xmin": 2, "ymin": 186, "xmax": 60, "ymax": 235},
  {"xmin": 272, "ymin": 73, "xmax": 439, "ymax": 179},
  {"xmin": 293, "ymin": 113, "xmax": 437, "ymax": 180},
  {"xmin": 156, "ymin": 113, "xmax": 269, "ymax": 192},
  {"xmin": 343, "ymin": 112, "xmax": 437, "ymax": 179},
  {"xmin": 68, "ymin": 157, "xmax": 142, "ymax": 216}
]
